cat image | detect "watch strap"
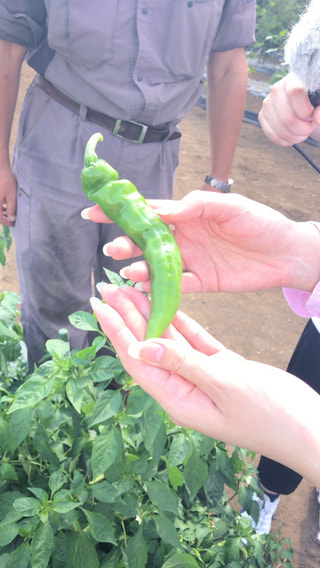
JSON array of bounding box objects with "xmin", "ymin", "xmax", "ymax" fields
[{"xmin": 204, "ymin": 175, "xmax": 233, "ymax": 193}]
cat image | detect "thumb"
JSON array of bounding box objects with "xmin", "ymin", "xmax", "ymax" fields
[
  {"xmin": 128, "ymin": 338, "xmax": 218, "ymax": 392},
  {"xmin": 128, "ymin": 339, "xmax": 186, "ymax": 371}
]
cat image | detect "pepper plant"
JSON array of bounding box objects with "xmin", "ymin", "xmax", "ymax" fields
[{"xmin": 0, "ymin": 291, "xmax": 294, "ymax": 567}]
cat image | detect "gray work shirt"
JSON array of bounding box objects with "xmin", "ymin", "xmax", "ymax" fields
[{"xmin": 0, "ymin": 0, "xmax": 256, "ymax": 125}]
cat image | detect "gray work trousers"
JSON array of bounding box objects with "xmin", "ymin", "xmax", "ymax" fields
[{"xmin": 12, "ymin": 80, "xmax": 181, "ymax": 369}]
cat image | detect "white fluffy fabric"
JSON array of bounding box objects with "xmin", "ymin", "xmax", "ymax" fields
[{"xmin": 285, "ymin": 0, "xmax": 320, "ymax": 93}]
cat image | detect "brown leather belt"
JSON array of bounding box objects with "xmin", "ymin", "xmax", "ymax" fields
[{"xmin": 38, "ymin": 76, "xmax": 181, "ymax": 144}]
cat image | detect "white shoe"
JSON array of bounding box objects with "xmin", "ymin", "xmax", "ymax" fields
[{"xmin": 242, "ymin": 491, "xmax": 280, "ymax": 535}]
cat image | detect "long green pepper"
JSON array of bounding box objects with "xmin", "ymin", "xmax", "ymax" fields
[{"xmin": 81, "ymin": 133, "xmax": 182, "ymax": 339}]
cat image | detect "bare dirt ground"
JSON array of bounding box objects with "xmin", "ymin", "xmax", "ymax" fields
[{"xmin": 2, "ymin": 65, "xmax": 320, "ymax": 567}]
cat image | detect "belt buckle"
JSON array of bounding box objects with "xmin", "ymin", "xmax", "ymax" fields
[{"xmin": 113, "ymin": 119, "xmax": 148, "ymax": 144}]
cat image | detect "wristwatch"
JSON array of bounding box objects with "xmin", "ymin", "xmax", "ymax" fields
[{"xmin": 204, "ymin": 175, "xmax": 233, "ymax": 193}]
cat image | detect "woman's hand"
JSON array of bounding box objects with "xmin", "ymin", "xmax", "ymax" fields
[
  {"xmin": 85, "ymin": 190, "xmax": 320, "ymax": 294},
  {"xmin": 91, "ymin": 284, "xmax": 320, "ymax": 486}
]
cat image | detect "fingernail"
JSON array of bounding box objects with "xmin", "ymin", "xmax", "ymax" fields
[
  {"xmin": 128, "ymin": 341, "xmax": 165, "ymax": 363},
  {"xmin": 119, "ymin": 267, "xmax": 128, "ymax": 278},
  {"xmin": 96, "ymin": 282, "xmax": 107, "ymax": 294},
  {"xmin": 90, "ymin": 296, "xmax": 102, "ymax": 310},
  {"xmin": 81, "ymin": 207, "xmax": 91, "ymax": 220},
  {"xmin": 9, "ymin": 215, "xmax": 16, "ymax": 222},
  {"xmin": 134, "ymin": 282, "xmax": 145, "ymax": 292},
  {"xmin": 103, "ymin": 244, "xmax": 111, "ymax": 256}
]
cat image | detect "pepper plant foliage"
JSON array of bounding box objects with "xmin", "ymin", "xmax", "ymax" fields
[{"xmin": 0, "ymin": 294, "xmax": 293, "ymax": 567}]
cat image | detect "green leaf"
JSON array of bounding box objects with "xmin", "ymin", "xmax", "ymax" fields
[
  {"xmin": 13, "ymin": 497, "xmax": 41, "ymax": 517},
  {"xmin": 204, "ymin": 461, "xmax": 225, "ymax": 506},
  {"xmin": 145, "ymin": 480, "xmax": 179, "ymax": 516},
  {"xmin": 0, "ymin": 463, "xmax": 19, "ymax": 482},
  {"xmin": 66, "ymin": 378, "xmax": 84, "ymax": 413},
  {"xmin": 91, "ymin": 481, "xmax": 121, "ymax": 504},
  {"xmin": 31, "ymin": 520, "xmax": 54, "ymax": 568},
  {"xmin": 49, "ymin": 470, "xmax": 67, "ymax": 495},
  {"xmin": 167, "ymin": 465, "xmax": 184, "ymax": 491},
  {"xmin": 140, "ymin": 402, "xmax": 166, "ymax": 463},
  {"xmin": 69, "ymin": 310, "xmax": 100, "ymax": 332},
  {"xmin": 81, "ymin": 509, "xmax": 116, "ymax": 544},
  {"xmin": 32, "ymin": 424, "xmax": 60, "ymax": 467},
  {"xmin": 103, "ymin": 267, "xmax": 124, "ymax": 286},
  {"xmin": 27, "ymin": 488, "xmax": 48, "ymax": 506},
  {"xmin": 88, "ymin": 389, "xmax": 122, "ymax": 427},
  {"xmin": 168, "ymin": 434, "xmax": 191, "ymax": 467},
  {"xmin": 126, "ymin": 387, "xmax": 152, "ymax": 416},
  {"xmin": 45, "ymin": 339, "xmax": 69, "ymax": 359},
  {"xmin": 90, "ymin": 355, "xmax": 125, "ymax": 383},
  {"xmin": 0, "ymin": 491, "xmax": 26, "ymax": 521},
  {"xmin": 162, "ymin": 552, "xmax": 199, "ymax": 567},
  {"xmin": 7, "ymin": 542, "xmax": 31, "ymax": 568},
  {"xmin": 72, "ymin": 531, "xmax": 100, "ymax": 568},
  {"xmin": 216, "ymin": 446, "xmax": 235, "ymax": 485},
  {"xmin": 8, "ymin": 377, "xmax": 55, "ymax": 413},
  {"xmin": 51, "ymin": 490, "xmax": 79, "ymax": 513},
  {"xmin": 0, "ymin": 554, "xmax": 10, "ymax": 568},
  {"xmin": 154, "ymin": 514, "xmax": 182, "ymax": 549},
  {"xmin": 0, "ymin": 321, "xmax": 20, "ymax": 340},
  {"xmin": 126, "ymin": 526, "xmax": 148, "ymax": 568},
  {"xmin": 184, "ymin": 450, "xmax": 208, "ymax": 502},
  {"xmin": 10, "ymin": 407, "xmax": 33, "ymax": 447},
  {"xmin": 0, "ymin": 418, "xmax": 13, "ymax": 452},
  {"xmin": 91, "ymin": 426, "xmax": 123, "ymax": 480},
  {"xmin": 0, "ymin": 519, "xmax": 19, "ymax": 546}
]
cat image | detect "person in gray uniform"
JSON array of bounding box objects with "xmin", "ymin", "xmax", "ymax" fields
[{"xmin": 0, "ymin": 1, "xmax": 256, "ymax": 369}]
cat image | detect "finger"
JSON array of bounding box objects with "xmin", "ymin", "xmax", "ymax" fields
[
  {"xmin": 98, "ymin": 284, "xmax": 150, "ymax": 340},
  {"xmin": 0, "ymin": 202, "xmax": 15, "ymax": 227},
  {"xmin": 81, "ymin": 204, "xmax": 113, "ymax": 223},
  {"xmin": 103, "ymin": 236, "xmax": 142, "ymax": 260},
  {"xmin": 172, "ymin": 310, "xmax": 225, "ymax": 355}
]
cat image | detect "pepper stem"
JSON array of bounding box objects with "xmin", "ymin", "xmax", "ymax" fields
[{"xmin": 83, "ymin": 132, "xmax": 104, "ymax": 167}]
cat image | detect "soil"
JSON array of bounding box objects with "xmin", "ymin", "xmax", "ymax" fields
[{"xmin": 3, "ymin": 65, "xmax": 320, "ymax": 567}]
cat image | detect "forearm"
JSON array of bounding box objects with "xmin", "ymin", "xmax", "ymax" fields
[
  {"xmin": 205, "ymin": 48, "xmax": 248, "ymax": 185},
  {"xmin": 0, "ymin": 39, "xmax": 26, "ymax": 168}
]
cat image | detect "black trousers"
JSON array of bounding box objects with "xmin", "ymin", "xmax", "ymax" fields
[{"xmin": 258, "ymin": 319, "xmax": 320, "ymax": 494}]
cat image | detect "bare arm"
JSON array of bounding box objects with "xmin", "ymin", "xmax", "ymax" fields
[
  {"xmin": 201, "ymin": 48, "xmax": 248, "ymax": 191},
  {"xmin": 0, "ymin": 39, "xmax": 27, "ymax": 226}
]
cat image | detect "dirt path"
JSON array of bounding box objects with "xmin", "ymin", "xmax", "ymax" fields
[{"xmin": 2, "ymin": 65, "xmax": 320, "ymax": 567}]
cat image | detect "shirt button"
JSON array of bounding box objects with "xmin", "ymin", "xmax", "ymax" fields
[
  {"xmin": 137, "ymin": 75, "xmax": 143, "ymax": 82},
  {"xmin": 141, "ymin": 7, "xmax": 148, "ymax": 14},
  {"xmin": 187, "ymin": 1, "xmax": 193, "ymax": 6}
]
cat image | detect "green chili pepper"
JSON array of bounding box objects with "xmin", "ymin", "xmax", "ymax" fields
[{"xmin": 81, "ymin": 133, "xmax": 182, "ymax": 340}]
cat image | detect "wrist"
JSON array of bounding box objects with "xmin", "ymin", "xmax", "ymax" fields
[{"xmin": 288, "ymin": 221, "xmax": 320, "ymax": 291}]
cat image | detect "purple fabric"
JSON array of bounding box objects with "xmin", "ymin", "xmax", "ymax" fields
[{"xmin": 283, "ymin": 221, "xmax": 320, "ymax": 318}]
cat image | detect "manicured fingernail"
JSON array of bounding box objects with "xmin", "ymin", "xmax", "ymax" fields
[
  {"xmin": 128, "ymin": 341, "xmax": 165, "ymax": 363},
  {"xmin": 81, "ymin": 207, "xmax": 91, "ymax": 220},
  {"xmin": 134, "ymin": 282, "xmax": 145, "ymax": 292},
  {"xmin": 119, "ymin": 267, "xmax": 128, "ymax": 278},
  {"xmin": 9, "ymin": 215, "xmax": 16, "ymax": 222},
  {"xmin": 90, "ymin": 296, "xmax": 102, "ymax": 310},
  {"xmin": 96, "ymin": 282, "xmax": 107, "ymax": 294},
  {"xmin": 103, "ymin": 244, "xmax": 111, "ymax": 256}
]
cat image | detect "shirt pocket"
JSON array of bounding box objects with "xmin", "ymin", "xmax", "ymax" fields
[
  {"xmin": 45, "ymin": 0, "xmax": 118, "ymax": 68},
  {"xmin": 163, "ymin": 0, "xmax": 219, "ymax": 79}
]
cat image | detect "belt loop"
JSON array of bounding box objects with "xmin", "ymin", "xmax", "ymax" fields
[{"xmin": 79, "ymin": 104, "xmax": 89, "ymax": 120}]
